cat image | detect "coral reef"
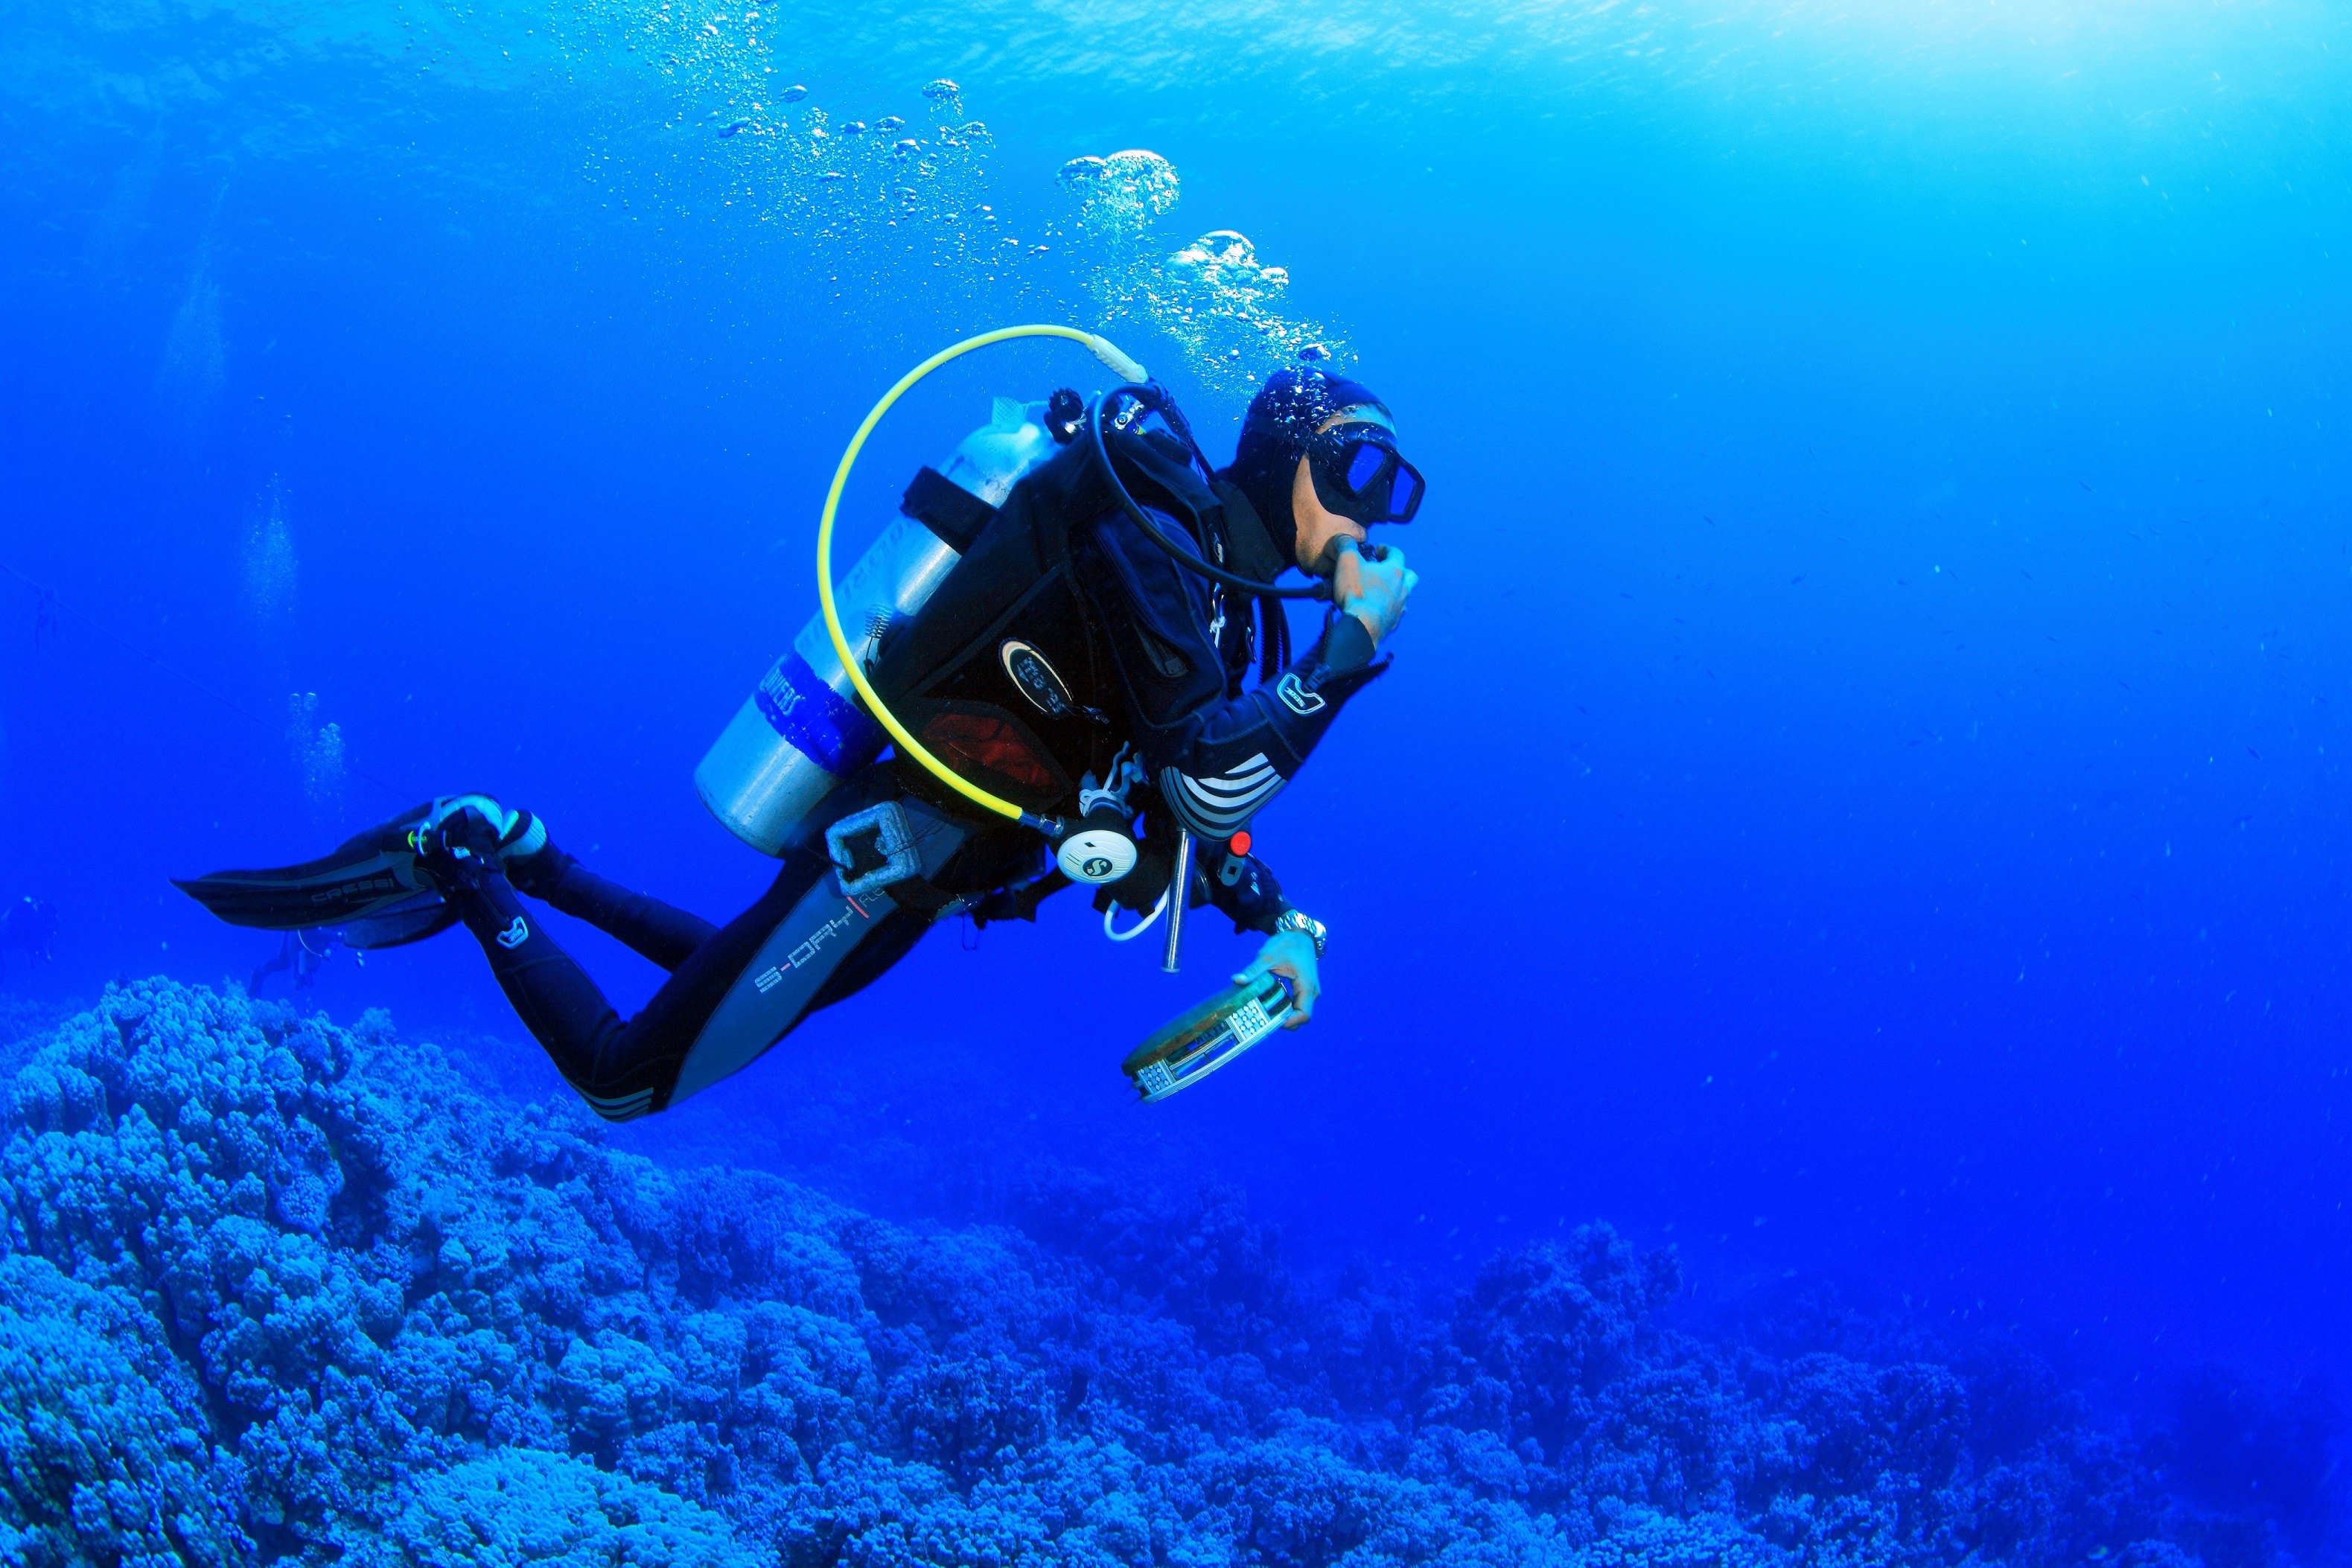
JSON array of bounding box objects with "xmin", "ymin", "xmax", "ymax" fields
[{"xmin": 0, "ymin": 980, "xmax": 2271, "ymax": 1565}]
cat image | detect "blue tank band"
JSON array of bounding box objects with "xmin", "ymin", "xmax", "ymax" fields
[{"xmin": 756, "ymin": 651, "xmax": 885, "ymax": 777}]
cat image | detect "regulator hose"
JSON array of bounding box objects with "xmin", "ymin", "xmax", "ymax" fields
[{"xmin": 1088, "ymin": 380, "xmax": 1333, "ymax": 602}]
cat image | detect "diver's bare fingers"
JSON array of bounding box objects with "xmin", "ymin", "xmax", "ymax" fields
[{"xmin": 1333, "ymin": 549, "xmax": 1365, "ymax": 602}]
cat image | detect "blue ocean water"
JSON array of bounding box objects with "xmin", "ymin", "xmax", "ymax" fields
[{"xmin": 2, "ymin": 0, "xmax": 2348, "ymax": 1560}]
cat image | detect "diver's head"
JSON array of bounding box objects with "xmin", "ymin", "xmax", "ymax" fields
[{"xmin": 1223, "ymin": 367, "xmax": 1424, "ymax": 577}]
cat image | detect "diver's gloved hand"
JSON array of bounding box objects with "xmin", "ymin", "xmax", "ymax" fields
[
  {"xmin": 1232, "ymin": 928, "xmax": 1321, "ymax": 1030},
  {"xmin": 412, "ymin": 795, "xmax": 556, "ymax": 893},
  {"xmin": 413, "ymin": 811, "xmax": 498, "ymax": 894},
  {"xmin": 1333, "ymin": 541, "xmax": 1416, "ymax": 648}
]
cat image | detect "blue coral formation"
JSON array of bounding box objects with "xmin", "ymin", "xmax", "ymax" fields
[{"xmin": 0, "ymin": 980, "xmax": 2275, "ymax": 1565}]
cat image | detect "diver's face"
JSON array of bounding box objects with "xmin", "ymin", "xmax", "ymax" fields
[
  {"xmin": 1290, "ymin": 455, "xmax": 1367, "ymax": 576},
  {"xmin": 1290, "ymin": 408, "xmax": 1383, "ymax": 574}
]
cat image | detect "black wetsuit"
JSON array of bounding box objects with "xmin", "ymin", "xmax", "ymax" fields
[{"xmin": 442, "ymin": 500, "xmax": 1383, "ymax": 1119}]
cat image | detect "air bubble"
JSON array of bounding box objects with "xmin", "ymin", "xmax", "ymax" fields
[
  {"xmin": 922, "ymin": 78, "xmax": 960, "ymax": 100},
  {"xmin": 1061, "ymin": 160, "xmax": 1345, "ymax": 391},
  {"xmin": 1089, "ymin": 150, "xmax": 1179, "ymax": 225},
  {"xmin": 780, "ymin": 83, "xmax": 807, "ymax": 102}
]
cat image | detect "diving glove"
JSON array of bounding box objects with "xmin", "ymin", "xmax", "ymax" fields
[{"xmin": 409, "ymin": 795, "xmax": 553, "ymax": 893}]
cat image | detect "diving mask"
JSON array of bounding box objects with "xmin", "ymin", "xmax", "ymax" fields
[{"xmin": 1307, "ymin": 424, "xmax": 1424, "ymax": 525}]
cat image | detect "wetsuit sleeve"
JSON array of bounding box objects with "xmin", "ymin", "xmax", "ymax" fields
[
  {"xmin": 1200, "ymin": 841, "xmax": 1288, "ymax": 935},
  {"xmin": 1075, "ymin": 506, "xmax": 1386, "ymax": 841}
]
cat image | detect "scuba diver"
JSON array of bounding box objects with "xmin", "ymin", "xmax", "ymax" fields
[
  {"xmin": 249, "ymin": 928, "xmax": 353, "ymax": 995},
  {"xmin": 180, "ymin": 352, "xmax": 1421, "ymax": 1118},
  {"xmin": 0, "ymin": 896, "xmax": 58, "ymax": 969}
]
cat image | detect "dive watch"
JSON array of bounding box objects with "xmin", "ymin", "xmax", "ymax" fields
[{"xmin": 1273, "ymin": 907, "xmax": 1328, "ymax": 958}]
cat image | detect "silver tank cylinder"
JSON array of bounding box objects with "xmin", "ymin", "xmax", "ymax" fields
[{"xmin": 696, "ymin": 398, "xmax": 1058, "ymax": 855}]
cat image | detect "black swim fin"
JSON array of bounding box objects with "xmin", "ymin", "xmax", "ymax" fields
[
  {"xmin": 175, "ymin": 801, "xmax": 448, "ymax": 943},
  {"xmin": 329, "ymin": 895, "xmax": 462, "ymax": 951}
]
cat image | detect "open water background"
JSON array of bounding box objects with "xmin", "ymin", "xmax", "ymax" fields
[{"xmin": 2, "ymin": 0, "xmax": 2348, "ymax": 1507}]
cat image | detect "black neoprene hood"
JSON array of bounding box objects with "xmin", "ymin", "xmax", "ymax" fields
[{"xmin": 1218, "ymin": 368, "xmax": 1387, "ymax": 564}]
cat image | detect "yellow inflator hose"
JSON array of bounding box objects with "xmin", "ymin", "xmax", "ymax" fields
[{"xmin": 818, "ymin": 325, "xmax": 1149, "ymax": 831}]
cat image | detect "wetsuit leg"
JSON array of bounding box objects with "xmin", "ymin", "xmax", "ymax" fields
[
  {"xmin": 513, "ymin": 853, "xmax": 715, "ymax": 972},
  {"xmin": 442, "ymin": 849, "xmax": 905, "ymax": 1121},
  {"xmin": 249, "ymin": 934, "xmax": 296, "ymax": 995},
  {"xmin": 803, "ymin": 912, "xmax": 931, "ymax": 1015}
]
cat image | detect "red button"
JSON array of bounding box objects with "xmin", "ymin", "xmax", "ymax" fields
[{"xmin": 1230, "ymin": 830, "xmax": 1252, "ymax": 856}]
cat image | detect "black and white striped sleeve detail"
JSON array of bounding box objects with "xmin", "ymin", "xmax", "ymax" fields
[
  {"xmin": 1161, "ymin": 752, "xmax": 1288, "ymax": 837},
  {"xmin": 1074, "ymin": 502, "xmax": 1387, "ymax": 842}
]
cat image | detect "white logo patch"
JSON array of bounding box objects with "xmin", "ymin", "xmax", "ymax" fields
[
  {"xmin": 496, "ymin": 917, "xmax": 529, "ymax": 949},
  {"xmin": 999, "ymin": 639, "xmax": 1076, "ymax": 718},
  {"xmin": 1276, "ymin": 672, "xmax": 1327, "ymax": 716}
]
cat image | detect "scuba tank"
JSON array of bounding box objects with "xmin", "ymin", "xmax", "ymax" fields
[{"xmin": 695, "ymin": 398, "xmax": 1060, "ymax": 855}]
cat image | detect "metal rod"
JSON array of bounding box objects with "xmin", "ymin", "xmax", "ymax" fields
[{"xmin": 1161, "ymin": 829, "xmax": 1194, "ymax": 973}]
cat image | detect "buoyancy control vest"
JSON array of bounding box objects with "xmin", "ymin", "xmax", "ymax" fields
[{"xmin": 871, "ymin": 420, "xmax": 1279, "ymax": 822}]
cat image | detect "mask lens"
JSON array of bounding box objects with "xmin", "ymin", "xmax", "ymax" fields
[
  {"xmin": 1386, "ymin": 463, "xmax": 1423, "ymax": 520},
  {"xmin": 1344, "ymin": 442, "xmax": 1388, "ymax": 493}
]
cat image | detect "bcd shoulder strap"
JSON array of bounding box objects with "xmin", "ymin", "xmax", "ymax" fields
[{"xmin": 1210, "ymin": 479, "xmax": 1287, "ymax": 587}]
